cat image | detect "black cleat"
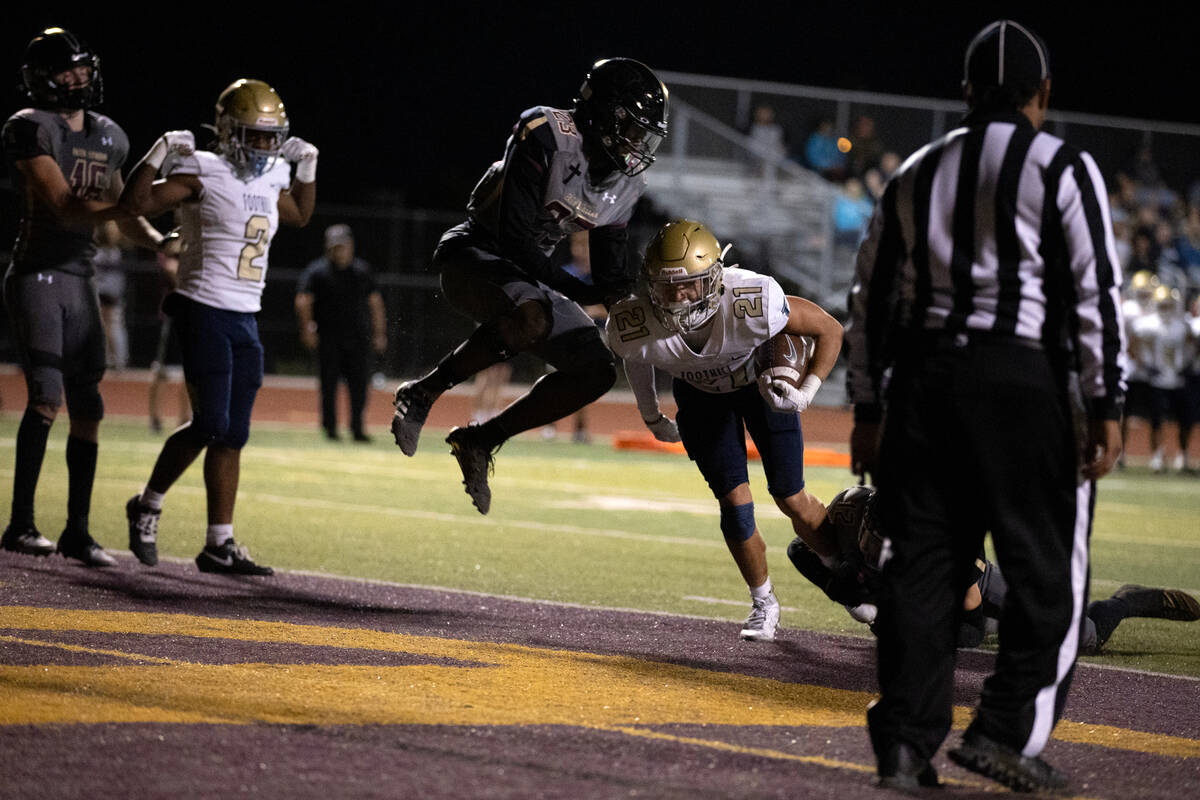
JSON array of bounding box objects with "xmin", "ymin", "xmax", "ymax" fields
[
  {"xmin": 195, "ymin": 540, "xmax": 274, "ymax": 576},
  {"xmin": 1113, "ymin": 584, "xmax": 1200, "ymax": 621},
  {"xmin": 391, "ymin": 380, "xmax": 435, "ymax": 456},
  {"xmin": 57, "ymin": 529, "xmax": 117, "ymax": 567},
  {"xmin": 126, "ymin": 495, "xmax": 161, "ymax": 566},
  {"xmin": 2, "ymin": 524, "xmax": 56, "ymax": 557},
  {"xmin": 876, "ymin": 740, "xmax": 941, "ymax": 794},
  {"xmin": 948, "ymin": 730, "xmax": 1069, "ymax": 794},
  {"xmin": 446, "ymin": 425, "xmax": 496, "ymax": 515}
]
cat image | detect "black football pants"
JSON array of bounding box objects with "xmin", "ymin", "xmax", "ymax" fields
[{"xmin": 867, "ymin": 339, "xmax": 1093, "ymax": 761}]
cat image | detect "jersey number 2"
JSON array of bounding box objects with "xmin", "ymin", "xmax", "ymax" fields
[{"xmin": 238, "ymin": 215, "xmax": 269, "ymax": 281}]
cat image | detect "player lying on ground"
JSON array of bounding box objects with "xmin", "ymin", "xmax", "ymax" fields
[
  {"xmin": 606, "ymin": 220, "xmax": 845, "ymax": 643},
  {"xmin": 788, "ymin": 485, "xmax": 1200, "ymax": 652}
]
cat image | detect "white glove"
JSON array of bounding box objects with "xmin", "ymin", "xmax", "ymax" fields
[
  {"xmin": 281, "ymin": 137, "xmax": 319, "ymax": 182},
  {"xmin": 759, "ymin": 373, "xmax": 822, "ymax": 414},
  {"xmin": 643, "ymin": 413, "xmax": 681, "ymax": 443},
  {"xmin": 145, "ymin": 130, "xmax": 195, "ymax": 170}
]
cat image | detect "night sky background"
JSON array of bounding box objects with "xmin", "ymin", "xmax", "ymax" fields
[{"xmin": 4, "ymin": 2, "xmax": 1197, "ymax": 210}]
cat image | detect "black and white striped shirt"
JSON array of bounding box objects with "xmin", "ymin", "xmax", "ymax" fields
[{"xmin": 845, "ymin": 108, "xmax": 1127, "ymax": 420}]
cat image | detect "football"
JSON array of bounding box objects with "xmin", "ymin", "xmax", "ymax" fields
[{"xmin": 754, "ymin": 332, "xmax": 815, "ymax": 387}]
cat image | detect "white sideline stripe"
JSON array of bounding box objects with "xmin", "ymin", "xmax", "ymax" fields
[
  {"xmin": 247, "ymin": 492, "xmax": 728, "ymax": 549},
  {"xmin": 683, "ymin": 595, "xmax": 804, "ymax": 614}
]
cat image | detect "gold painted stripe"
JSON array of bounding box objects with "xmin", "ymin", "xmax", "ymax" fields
[{"xmin": 0, "ymin": 606, "xmax": 1195, "ymax": 762}]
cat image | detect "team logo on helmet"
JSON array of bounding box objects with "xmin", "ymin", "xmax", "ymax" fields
[{"xmin": 643, "ymin": 220, "xmax": 728, "ymax": 333}]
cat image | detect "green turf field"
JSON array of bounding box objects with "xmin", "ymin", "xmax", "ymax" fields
[{"xmin": 3, "ymin": 414, "xmax": 1198, "ymax": 676}]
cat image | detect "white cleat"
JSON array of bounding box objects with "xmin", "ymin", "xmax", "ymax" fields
[{"xmin": 740, "ymin": 592, "xmax": 780, "ymax": 642}]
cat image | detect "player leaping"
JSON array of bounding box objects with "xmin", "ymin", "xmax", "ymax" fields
[
  {"xmin": 389, "ymin": 58, "xmax": 667, "ymax": 515},
  {"xmin": 606, "ymin": 220, "xmax": 845, "ymax": 643}
]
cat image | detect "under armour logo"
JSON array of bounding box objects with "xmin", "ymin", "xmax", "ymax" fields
[
  {"xmin": 37, "ymin": 273, "xmax": 53, "ymax": 284},
  {"xmin": 563, "ymin": 163, "xmax": 581, "ymax": 184},
  {"xmin": 101, "ymin": 136, "xmax": 113, "ymax": 146},
  {"xmin": 602, "ymin": 192, "xmax": 617, "ymax": 204}
]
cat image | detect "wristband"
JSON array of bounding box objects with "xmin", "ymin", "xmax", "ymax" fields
[
  {"xmin": 144, "ymin": 137, "xmax": 170, "ymax": 171},
  {"xmin": 296, "ymin": 156, "xmax": 318, "ymax": 183}
]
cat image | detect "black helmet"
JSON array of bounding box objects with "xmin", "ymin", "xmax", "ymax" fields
[
  {"xmin": 20, "ymin": 27, "xmax": 103, "ymax": 110},
  {"xmin": 574, "ymin": 58, "xmax": 668, "ymax": 177}
]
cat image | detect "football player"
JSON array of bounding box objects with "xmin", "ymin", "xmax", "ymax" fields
[
  {"xmin": 606, "ymin": 220, "xmax": 844, "ymax": 642},
  {"xmin": 788, "ymin": 485, "xmax": 1200, "ymax": 653},
  {"xmin": 390, "ymin": 58, "xmax": 668, "ymax": 514},
  {"xmin": 1121, "ymin": 270, "xmax": 1160, "ymax": 467},
  {"xmin": 2, "ymin": 28, "xmax": 164, "ymax": 566},
  {"xmin": 120, "ymin": 79, "xmax": 317, "ymax": 574}
]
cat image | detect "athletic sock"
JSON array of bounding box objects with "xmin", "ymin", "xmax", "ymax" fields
[
  {"xmin": 10, "ymin": 409, "xmax": 52, "ymax": 527},
  {"xmin": 139, "ymin": 488, "xmax": 166, "ymax": 511},
  {"xmin": 750, "ymin": 577, "xmax": 774, "ymax": 600},
  {"xmin": 206, "ymin": 523, "xmax": 233, "ymax": 548},
  {"xmin": 65, "ymin": 435, "xmax": 98, "ymax": 532},
  {"xmin": 475, "ymin": 418, "xmax": 509, "ymax": 451}
]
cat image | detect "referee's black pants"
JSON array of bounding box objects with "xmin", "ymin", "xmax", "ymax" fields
[{"xmin": 867, "ymin": 338, "xmax": 1093, "ymax": 762}]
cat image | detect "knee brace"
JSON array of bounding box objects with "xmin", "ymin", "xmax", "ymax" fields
[
  {"xmin": 719, "ymin": 502, "xmax": 756, "ymax": 542},
  {"xmin": 63, "ymin": 370, "xmax": 105, "ymax": 420},
  {"xmin": 494, "ymin": 300, "xmax": 551, "ymax": 354}
]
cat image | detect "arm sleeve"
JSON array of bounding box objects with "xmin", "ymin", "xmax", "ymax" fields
[
  {"xmin": 494, "ymin": 128, "xmax": 559, "ymax": 283},
  {"xmin": 1057, "ymin": 152, "xmax": 1127, "ymax": 420},
  {"xmin": 588, "ymin": 224, "xmax": 633, "ymax": 303},
  {"xmin": 623, "ymin": 358, "xmax": 662, "ymax": 421},
  {"xmin": 845, "ymin": 180, "xmax": 904, "ymax": 421}
]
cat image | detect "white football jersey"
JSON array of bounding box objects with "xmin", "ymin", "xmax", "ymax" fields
[
  {"xmin": 165, "ymin": 150, "xmax": 291, "ymax": 313},
  {"xmin": 607, "ymin": 267, "xmax": 789, "ymax": 393}
]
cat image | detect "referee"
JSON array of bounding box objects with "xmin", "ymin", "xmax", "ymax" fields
[{"xmin": 845, "ymin": 20, "xmax": 1126, "ymax": 794}]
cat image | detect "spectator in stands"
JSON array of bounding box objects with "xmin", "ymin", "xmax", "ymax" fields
[
  {"xmin": 801, "ymin": 117, "xmax": 846, "ymax": 181},
  {"xmin": 846, "ymin": 114, "xmax": 884, "ymax": 179},
  {"xmin": 878, "ymin": 151, "xmax": 901, "ymax": 183},
  {"xmin": 748, "ymin": 104, "xmax": 787, "ymax": 176},
  {"xmin": 833, "ymin": 177, "xmax": 874, "ymax": 249},
  {"xmin": 1175, "ymin": 203, "xmax": 1200, "ymax": 285}
]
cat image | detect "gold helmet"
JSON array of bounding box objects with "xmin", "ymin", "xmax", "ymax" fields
[
  {"xmin": 643, "ymin": 220, "xmax": 729, "ymax": 333},
  {"xmin": 1153, "ymin": 284, "xmax": 1182, "ymax": 313},
  {"xmin": 214, "ymin": 79, "xmax": 288, "ymax": 176},
  {"xmin": 1129, "ymin": 269, "xmax": 1160, "ymax": 301}
]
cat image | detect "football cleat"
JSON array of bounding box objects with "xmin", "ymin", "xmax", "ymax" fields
[
  {"xmin": 195, "ymin": 540, "xmax": 273, "ymax": 576},
  {"xmin": 126, "ymin": 495, "xmax": 161, "ymax": 566},
  {"xmin": 446, "ymin": 426, "xmax": 497, "ymax": 515},
  {"xmin": 1, "ymin": 524, "xmax": 56, "ymax": 557},
  {"xmin": 948, "ymin": 730, "xmax": 1069, "ymax": 794},
  {"xmin": 56, "ymin": 529, "xmax": 117, "ymax": 567},
  {"xmin": 1111, "ymin": 584, "xmax": 1200, "ymax": 621},
  {"xmin": 392, "ymin": 380, "xmax": 435, "ymax": 456},
  {"xmin": 740, "ymin": 592, "xmax": 780, "ymax": 642}
]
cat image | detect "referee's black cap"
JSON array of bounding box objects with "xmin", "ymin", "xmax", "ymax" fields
[{"xmin": 964, "ymin": 20, "xmax": 1050, "ymax": 89}]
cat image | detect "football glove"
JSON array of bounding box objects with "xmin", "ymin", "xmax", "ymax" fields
[
  {"xmin": 281, "ymin": 137, "xmax": 319, "ymax": 182},
  {"xmin": 643, "ymin": 413, "xmax": 681, "ymax": 443},
  {"xmin": 758, "ymin": 373, "xmax": 822, "ymax": 414}
]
